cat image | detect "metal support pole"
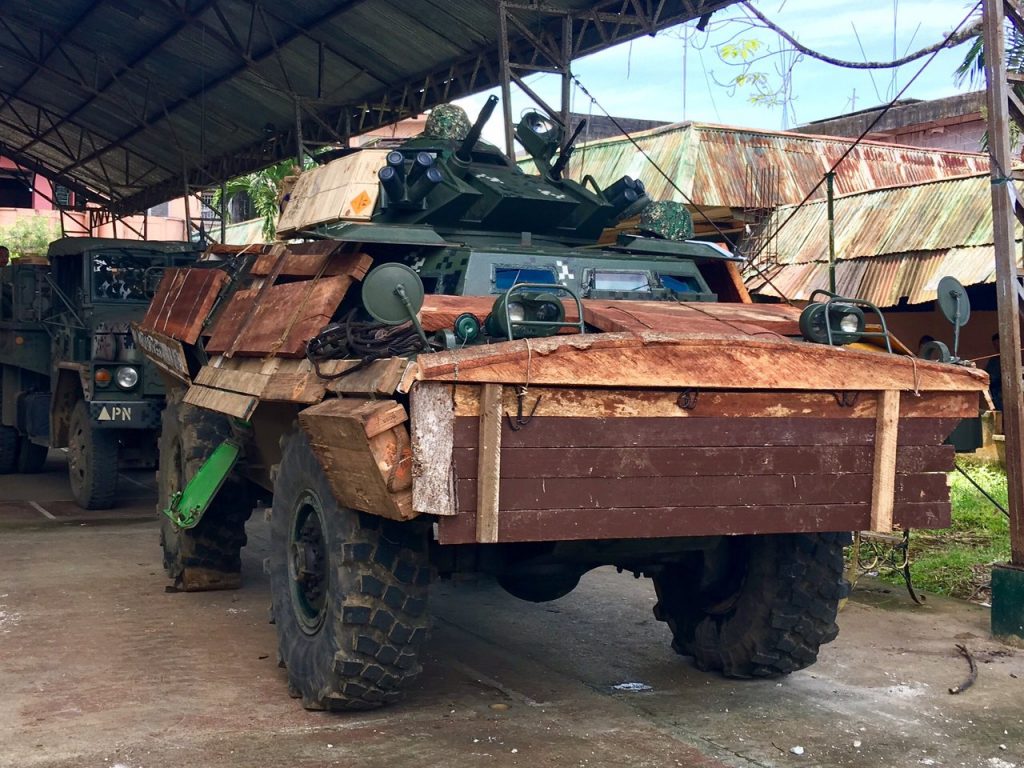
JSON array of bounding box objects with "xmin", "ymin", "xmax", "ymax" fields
[
  {"xmin": 560, "ymin": 13, "xmax": 572, "ymax": 146},
  {"xmin": 294, "ymin": 98, "xmax": 305, "ymax": 166},
  {"xmin": 983, "ymin": 0, "xmax": 1024, "ymax": 567},
  {"xmin": 497, "ymin": 0, "xmax": 515, "ymax": 158},
  {"xmin": 220, "ymin": 181, "xmax": 227, "ymax": 243},
  {"xmin": 826, "ymin": 171, "xmax": 837, "ymax": 294}
]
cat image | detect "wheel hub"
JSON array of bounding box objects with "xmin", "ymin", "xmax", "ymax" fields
[{"xmin": 289, "ymin": 493, "xmax": 328, "ymax": 633}]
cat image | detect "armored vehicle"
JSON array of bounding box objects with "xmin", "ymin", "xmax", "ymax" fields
[
  {"xmin": 0, "ymin": 237, "xmax": 202, "ymax": 508},
  {"xmin": 136, "ymin": 99, "xmax": 985, "ymax": 710}
]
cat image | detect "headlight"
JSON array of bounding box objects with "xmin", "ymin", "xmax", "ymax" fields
[
  {"xmin": 115, "ymin": 366, "xmax": 139, "ymax": 389},
  {"xmin": 485, "ymin": 291, "xmax": 566, "ymax": 339},
  {"xmin": 507, "ymin": 302, "xmax": 526, "ymax": 323},
  {"xmin": 838, "ymin": 312, "xmax": 861, "ymax": 334},
  {"xmin": 799, "ymin": 303, "xmax": 864, "ymax": 346}
]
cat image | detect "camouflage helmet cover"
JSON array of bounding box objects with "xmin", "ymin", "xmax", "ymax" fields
[
  {"xmin": 638, "ymin": 200, "xmax": 694, "ymax": 241},
  {"xmin": 424, "ymin": 104, "xmax": 472, "ymax": 140}
]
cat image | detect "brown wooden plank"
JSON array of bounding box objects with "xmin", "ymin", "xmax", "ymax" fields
[
  {"xmin": 452, "ymin": 416, "xmax": 964, "ymax": 449},
  {"xmin": 455, "ymin": 472, "xmax": 947, "ymax": 512},
  {"xmin": 436, "ymin": 502, "xmax": 950, "ymax": 544},
  {"xmin": 205, "ymin": 285, "xmax": 260, "ymax": 354},
  {"xmin": 409, "ymin": 382, "xmax": 457, "ymax": 517},
  {"xmin": 250, "ymin": 247, "xmax": 372, "ymax": 279},
  {"xmin": 450, "ymin": 385, "xmax": 977, "ymax": 420},
  {"xmin": 416, "ymin": 331, "xmax": 988, "ymax": 393},
  {"xmin": 298, "ymin": 398, "xmax": 413, "ymax": 520},
  {"xmin": 452, "ymin": 444, "xmax": 955, "ymax": 479},
  {"xmin": 420, "ymin": 294, "xmax": 580, "ymax": 334},
  {"xmin": 870, "ymin": 391, "xmax": 901, "ymax": 532},
  {"xmin": 328, "ymin": 357, "xmax": 415, "ymax": 396},
  {"xmin": 231, "ymin": 275, "xmax": 353, "ymax": 357},
  {"xmin": 131, "ymin": 325, "xmax": 191, "ymax": 384},
  {"xmin": 183, "ymin": 385, "xmax": 257, "ymax": 420},
  {"xmin": 476, "ymin": 384, "xmax": 503, "ymax": 544},
  {"xmin": 140, "ymin": 268, "xmax": 231, "ymax": 344}
]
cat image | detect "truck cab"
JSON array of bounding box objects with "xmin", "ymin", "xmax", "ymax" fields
[{"xmin": 0, "ymin": 237, "xmax": 202, "ymax": 508}]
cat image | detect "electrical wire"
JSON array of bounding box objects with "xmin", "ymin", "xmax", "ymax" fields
[
  {"xmin": 305, "ymin": 309, "xmax": 429, "ymax": 379},
  {"xmin": 746, "ymin": 1, "xmax": 982, "ymax": 270}
]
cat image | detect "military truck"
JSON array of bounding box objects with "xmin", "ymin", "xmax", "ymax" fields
[
  {"xmin": 0, "ymin": 237, "xmax": 202, "ymax": 508},
  {"xmin": 136, "ymin": 99, "xmax": 985, "ymax": 711}
]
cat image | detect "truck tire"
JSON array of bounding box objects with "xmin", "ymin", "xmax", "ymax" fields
[
  {"xmin": 270, "ymin": 431, "xmax": 432, "ymax": 710},
  {"xmin": 653, "ymin": 532, "xmax": 851, "ymax": 678},
  {"xmin": 0, "ymin": 426, "xmax": 17, "ymax": 474},
  {"xmin": 158, "ymin": 390, "xmax": 252, "ymax": 591},
  {"xmin": 68, "ymin": 400, "xmax": 118, "ymax": 509},
  {"xmin": 17, "ymin": 440, "xmax": 48, "ymax": 473}
]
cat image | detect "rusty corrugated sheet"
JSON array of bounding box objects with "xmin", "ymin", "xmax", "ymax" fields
[
  {"xmin": 548, "ymin": 121, "xmax": 990, "ymax": 208},
  {"xmin": 752, "ymin": 246, "xmax": 1020, "ymax": 306},
  {"xmin": 769, "ymin": 174, "xmax": 1006, "ymax": 265}
]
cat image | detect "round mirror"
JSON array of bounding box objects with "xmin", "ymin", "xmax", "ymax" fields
[
  {"xmin": 937, "ymin": 276, "xmax": 970, "ymax": 328},
  {"xmin": 361, "ymin": 263, "xmax": 425, "ymax": 325}
]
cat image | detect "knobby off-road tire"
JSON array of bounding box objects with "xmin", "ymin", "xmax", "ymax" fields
[
  {"xmin": 0, "ymin": 425, "xmax": 18, "ymax": 474},
  {"xmin": 68, "ymin": 400, "xmax": 118, "ymax": 509},
  {"xmin": 653, "ymin": 533, "xmax": 851, "ymax": 678},
  {"xmin": 158, "ymin": 390, "xmax": 252, "ymax": 591},
  {"xmin": 270, "ymin": 431, "xmax": 432, "ymax": 711}
]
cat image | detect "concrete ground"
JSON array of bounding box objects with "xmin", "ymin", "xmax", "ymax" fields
[{"xmin": 1, "ymin": 453, "xmax": 1022, "ymax": 768}]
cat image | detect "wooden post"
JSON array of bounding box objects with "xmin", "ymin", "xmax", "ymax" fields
[
  {"xmin": 476, "ymin": 383, "xmax": 503, "ymax": 543},
  {"xmin": 983, "ymin": 0, "xmax": 1024, "ymax": 566},
  {"xmin": 870, "ymin": 390, "xmax": 899, "ymax": 533}
]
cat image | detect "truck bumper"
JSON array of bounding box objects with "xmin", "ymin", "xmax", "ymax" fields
[{"xmin": 88, "ymin": 400, "xmax": 162, "ymax": 429}]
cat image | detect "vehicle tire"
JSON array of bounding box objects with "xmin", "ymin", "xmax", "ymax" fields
[
  {"xmin": 158, "ymin": 390, "xmax": 252, "ymax": 591},
  {"xmin": 270, "ymin": 431, "xmax": 432, "ymax": 711},
  {"xmin": 653, "ymin": 532, "xmax": 851, "ymax": 678},
  {"xmin": 0, "ymin": 425, "xmax": 18, "ymax": 474},
  {"xmin": 16, "ymin": 439, "xmax": 48, "ymax": 473},
  {"xmin": 68, "ymin": 400, "xmax": 119, "ymax": 509}
]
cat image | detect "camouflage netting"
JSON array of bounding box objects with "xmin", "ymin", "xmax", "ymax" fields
[
  {"xmin": 638, "ymin": 201, "xmax": 694, "ymax": 241},
  {"xmin": 423, "ymin": 104, "xmax": 472, "ymax": 141}
]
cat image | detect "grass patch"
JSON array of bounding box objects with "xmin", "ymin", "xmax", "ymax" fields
[{"xmin": 876, "ymin": 459, "xmax": 1010, "ymax": 601}]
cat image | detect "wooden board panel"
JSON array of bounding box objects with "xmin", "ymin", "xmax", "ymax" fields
[
  {"xmin": 250, "ymin": 247, "xmax": 372, "ymax": 280},
  {"xmin": 205, "ymin": 285, "xmax": 260, "ymax": 354},
  {"xmin": 416, "ymin": 331, "xmax": 988, "ymax": 393},
  {"xmin": 131, "ymin": 325, "xmax": 191, "ymax": 384},
  {"xmin": 140, "ymin": 267, "xmax": 229, "ymax": 344},
  {"xmin": 298, "ymin": 398, "xmax": 413, "ymax": 520},
  {"xmin": 455, "ymin": 473, "xmax": 948, "ymax": 512},
  {"xmin": 420, "ymin": 295, "xmax": 580, "ymax": 333},
  {"xmin": 476, "ymin": 384, "xmax": 503, "ymax": 544},
  {"xmin": 436, "ymin": 502, "xmax": 950, "ymax": 544},
  {"xmin": 328, "ymin": 357, "xmax": 416, "ymax": 396},
  {"xmin": 452, "ymin": 445, "xmax": 955, "ymax": 479},
  {"xmin": 183, "ymin": 384, "xmax": 257, "ymax": 420},
  {"xmin": 450, "ymin": 385, "xmax": 978, "ymax": 420},
  {"xmin": 409, "ymin": 382, "xmax": 456, "ymax": 517},
  {"xmin": 231, "ymin": 275, "xmax": 353, "ymax": 357},
  {"xmin": 452, "ymin": 416, "xmax": 964, "ymax": 449},
  {"xmin": 870, "ymin": 390, "xmax": 901, "ymax": 532},
  {"xmin": 276, "ymin": 150, "xmax": 388, "ymax": 236}
]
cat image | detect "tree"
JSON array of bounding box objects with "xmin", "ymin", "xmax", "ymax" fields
[
  {"xmin": 212, "ymin": 157, "xmax": 314, "ymax": 242},
  {"xmin": 0, "ymin": 215, "xmax": 60, "ymax": 259}
]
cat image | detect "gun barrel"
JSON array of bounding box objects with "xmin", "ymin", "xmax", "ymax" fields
[{"xmin": 456, "ymin": 95, "xmax": 499, "ymax": 162}]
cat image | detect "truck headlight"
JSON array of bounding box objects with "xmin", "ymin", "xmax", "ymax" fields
[
  {"xmin": 485, "ymin": 292, "xmax": 566, "ymax": 339},
  {"xmin": 115, "ymin": 366, "xmax": 139, "ymax": 389}
]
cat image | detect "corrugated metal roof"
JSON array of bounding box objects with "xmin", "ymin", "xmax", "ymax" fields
[
  {"xmin": 752, "ymin": 246, "xmax": 1019, "ymax": 305},
  {"xmin": 543, "ymin": 121, "xmax": 991, "ymax": 208},
  {"xmin": 0, "ymin": 0, "xmax": 735, "ymax": 214},
  {"xmin": 746, "ymin": 172, "xmax": 1022, "ymax": 307}
]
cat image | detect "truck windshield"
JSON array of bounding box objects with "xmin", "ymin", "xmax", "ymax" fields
[{"xmin": 91, "ymin": 251, "xmax": 163, "ymax": 302}]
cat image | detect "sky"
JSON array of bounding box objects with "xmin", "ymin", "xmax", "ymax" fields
[{"xmin": 455, "ymin": 0, "xmax": 983, "ymax": 148}]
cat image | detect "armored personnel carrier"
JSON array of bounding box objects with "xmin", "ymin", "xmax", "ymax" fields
[
  {"xmin": 135, "ymin": 98, "xmax": 985, "ymax": 710},
  {"xmin": 0, "ymin": 238, "xmax": 201, "ymax": 508}
]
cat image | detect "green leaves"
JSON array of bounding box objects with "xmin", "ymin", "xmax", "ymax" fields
[{"xmin": 0, "ymin": 215, "xmax": 60, "ymax": 259}]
